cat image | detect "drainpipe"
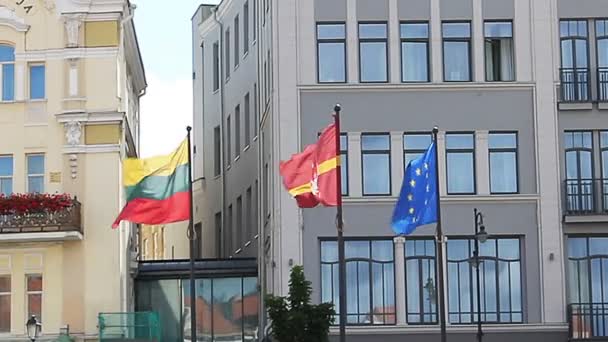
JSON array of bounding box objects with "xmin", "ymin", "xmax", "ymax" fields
[{"xmin": 212, "ymin": 7, "xmax": 226, "ymax": 259}]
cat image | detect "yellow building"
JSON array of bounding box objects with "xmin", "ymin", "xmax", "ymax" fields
[{"xmin": 0, "ymin": 0, "xmax": 146, "ymax": 340}]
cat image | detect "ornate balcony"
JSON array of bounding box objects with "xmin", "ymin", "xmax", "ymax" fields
[
  {"xmin": 0, "ymin": 194, "xmax": 82, "ymax": 241},
  {"xmin": 568, "ymin": 303, "xmax": 608, "ymax": 341},
  {"xmin": 560, "ymin": 68, "xmax": 591, "ymax": 103}
]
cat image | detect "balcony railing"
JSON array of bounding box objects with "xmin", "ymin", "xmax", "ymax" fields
[
  {"xmin": 564, "ymin": 179, "xmax": 608, "ymax": 216},
  {"xmin": 599, "ymin": 67, "xmax": 608, "ymax": 102},
  {"xmin": 561, "ymin": 68, "xmax": 591, "ymax": 102},
  {"xmin": 0, "ymin": 200, "xmax": 82, "ymax": 234},
  {"xmin": 568, "ymin": 303, "xmax": 608, "ymax": 340}
]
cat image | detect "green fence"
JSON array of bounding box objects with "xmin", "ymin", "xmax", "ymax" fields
[{"xmin": 98, "ymin": 312, "xmax": 161, "ymax": 342}]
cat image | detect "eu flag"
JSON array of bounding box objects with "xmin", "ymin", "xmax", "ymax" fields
[{"xmin": 391, "ymin": 142, "xmax": 438, "ymax": 235}]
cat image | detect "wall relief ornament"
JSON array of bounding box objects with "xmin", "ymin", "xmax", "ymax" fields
[
  {"xmin": 65, "ymin": 121, "xmax": 81, "ymax": 146},
  {"xmin": 63, "ymin": 14, "xmax": 83, "ymax": 47}
]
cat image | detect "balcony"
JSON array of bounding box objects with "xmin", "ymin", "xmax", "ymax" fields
[
  {"xmin": 560, "ymin": 68, "xmax": 591, "ymax": 103},
  {"xmin": 568, "ymin": 303, "xmax": 608, "ymax": 341},
  {"xmin": 0, "ymin": 194, "xmax": 82, "ymax": 242},
  {"xmin": 563, "ymin": 179, "xmax": 608, "ymax": 223},
  {"xmin": 599, "ymin": 67, "xmax": 608, "ymax": 103}
]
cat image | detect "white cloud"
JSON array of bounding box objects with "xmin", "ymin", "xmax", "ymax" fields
[{"xmin": 139, "ymin": 73, "xmax": 192, "ymax": 158}]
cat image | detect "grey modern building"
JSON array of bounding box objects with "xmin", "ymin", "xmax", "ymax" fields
[{"xmin": 191, "ymin": 0, "xmax": 608, "ymax": 341}]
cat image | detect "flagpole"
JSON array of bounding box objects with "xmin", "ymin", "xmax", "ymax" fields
[
  {"xmin": 433, "ymin": 127, "xmax": 447, "ymax": 342},
  {"xmin": 186, "ymin": 126, "xmax": 197, "ymax": 342},
  {"xmin": 333, "ymin": 104, "xmax": 347, "ymax": 342}
]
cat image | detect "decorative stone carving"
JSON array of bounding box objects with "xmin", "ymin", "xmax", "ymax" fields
[
  {"xmin": 43, "ymin": 0, "xmax": 55, "ymax": 11},
  {"xmin": 65, "ymin": 121, "xmax": 81, "ymax": 146},
  {"xmin": 69, "ymin": 154, "xmax": 78, "ymax": 179},
  {"xmin": 0, "ymin": 6, "xmax": 29, "ymax": 32},
  {"xmin": 63, "ymin": 14, "xmax": 83, "ymax": 47}
]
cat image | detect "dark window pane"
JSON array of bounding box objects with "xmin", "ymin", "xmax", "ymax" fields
[
  {"xmin": 359, "ymin": 23, "xmax": 387, "ymax": 38},
  {"xmin": 402, "ymin": 42, "xmax": 428, "ymax": 82},
  {"xmin": 444, "ymin": 41, "xmax": 470, "ymax": 81},
  {"xmin": 401, "ymin": 23, "xmax": 428, "ymax": 38},
  {"xmin": 28, "ymin": 294, "xmax": 41, "ymax": 322},
  {"xmin": 360, "ymin": 42, "xmax": 387, "ymax": 82},
  {"xmin": 362, "ymin": 135, "xmax": 390, "ymax": 150},
  {"xmin": 2, "ymin": 64, "xmax": 14, "ymax": 101},
  {"xmin": 318, "ymin": 43, "xmax": 346, "ymax": 82},
  {"xmin": 404, "ymin": 134, "xmax": 432, "ymax": 150},
  {"xmin": 489, "ymin": 133, "xmax": 516, "ymax": 148},
  {"xmin": 318, "ymin": 24, "xmax": 345, "ymax": 39},
  {"xmin": 0, "ymin": 295, "xmax": 9, "ymax": 332},
  {"xmin": 485, "ymin": 22, "xmax": 513, "ymax": 38},
  {"xmin": 363, "ymin": 154, "xmax": 390, "ymax": 195},
  {"xmin": 447, "ymin": 153, "xmax": 474, "ymax": 193},
  {"xmin": 446, "ymin": 134, "xmax": 474, "ymax": 149},
  {"xmin": 0, "ymin": 45, "xmax": 14, "ymax": 62},
  {"xmin": 27, "ymin": 275, "xmax": 42, "ymax": 291},
  {"xmin": 490, "ymin": 152, "xmax": 517, "ymax": 193},
  {"xmin": 442, "ymin": 22, "xmax": 470, "ymax": 38},
  {"xmin": 0, "ymin": 156, "xmax": 12, "ymax": 177},
  {"xmin": 0, "ymin": 277, "xmax": 9, "ymax": 293}
]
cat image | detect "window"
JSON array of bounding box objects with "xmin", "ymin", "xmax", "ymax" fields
[
  {"xmin": 254, "ymin": 179, "xmax": 259, "ymax": 235},
  {"xmin": 26, "ymin": 275, "xmax": 43, "ymax": 321},
  {"xmin": 266, "ymin": 50, "xmax": 271, "ymax": 101},
  {"xmin": 321, "ymin": 240, "xmax": 395, "ymax": 325},
  {"xmin": 484, "ymin": 21, "xmax": 514, "ymax": 82},
  {"xmin": 234, "ymin": 15, "xmax": 240, "ymax": 68},
  {"xmin": 215, "ymin": 212, "xmax": 222, "ymax": 257},
  {"xmin": 142, "ymin": 239, "xmax": 149, "ymax": 260},
  {"xmin": 246, "ymin": 187, "xmax": 252, "ymax": 241},
  {"xmin": 597, "ymin": 20, "xmax": 608, "ymax": 101},
  {"xmin": 227, "ymin": 204, "xmax": 233, "ymax": 254},
  {"xmin": 404, "ymin": 133, "xmax": 432, "ymax": 168},
  {"xmin": 214, "ymin": 126, "xmax": 221, "ymax": 176},
  {"xmin": 235, "ymin": 105, "xmax": 241, "ymax": 158},
  {"xmin": 244, "ymin": 93, "xmax": 251, "ymax": 146},
  {"xmin": 194, "ymin": 223, "xmax": 202, "ymax": 258},
  {"xmin": 317, "ymin": 23, "xmax": 346, "ymax": 83},
  {"xmin": 254, "ymin": 83, "xmax": 258, "ymax": 137},
  {"xmin": 447, "ymin": 238, "xmax": 523, "ymax": 324},
  {"xmin": 400, "ymin": 22, "xmax": 429, "ymax": 82},
  {"xmin": 567, "ymin": 236, "xmax": 608, "ymax": 305},
  {"xmin": 565, "ymin": 131, "xmax": 593, "ymax": 213},
  {"xmin": 225, "ymin": 29, "xmax": 231, "ymax": 80},
  {"xmin": 405, "ymin": 239, "xmax": 437, "ymax": 324},
  {"xmin": 361, "ymin": 134, "xmax": 391, "ymax": 196},
  {"xmin": 0, "ymin": 277, "xmax": 9, "ymax": 332},
  {"xmin": 252, "ymin": 0, "xmax": 257, "ymax": 41},
  {"xmin": 213, "ymin": 42, "xmax": 219, "ymax": 91},
  {"xmin": 446, "ymin": 133, "xmax": 475, "ymax": 194},
  {"xmin": 489, "ymin": 132, "xmax": 518, "ymax": 194},
  {"xmin": 0, "ymin": 45, "xmax": 14, "ymax": 102},
  {"xmin": 340, "ymin": 134, "xmax": 348, "ymax": 196},
  {"xmin": 263, "ymin": 163, "xmax": 269, "ymax": 220},
  {"xmin": 443, "ymin": 22, "xmax": 472, "ymax": 81},
  {"xmin": 0, "ymin": 156, "xmax": 12, "ymax": 195},
  {"xmin": 560, "ymin": 20, "xmax": 589, "ymax": 101},
  {"xmin": 244, "ymin": 2, "xmax": 249, "ymax": 54},
  {"xmin": 359, "ymin": 23, "xmax": 388, "ymax": 82},
  {"xmin": 236, "ymin": 196, "xmax": 242, "ymax": 249},
  {"xmin": 27, "ymin": 154, "xmax": 44, "ymax": 193},
  {"xmin": 29, "ymin": 64, "xmax": 45, "ymax": 99},
  {"xmin": 601, "ymin": 132, "xmax": 608, "ymax": 209},
  {"xmin": 226, "ymin": 116, "xmax": 232, "ymax": 167}
]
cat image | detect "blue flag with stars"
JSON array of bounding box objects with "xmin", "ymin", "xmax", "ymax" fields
[{"xmin": 391, "ymin": 142, "xmax": 438, "ymax": 235}]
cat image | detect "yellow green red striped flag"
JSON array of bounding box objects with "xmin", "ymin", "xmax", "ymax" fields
[{"xmin": 112, "ymin": 139, "xmax": 190, "ymax": 228}]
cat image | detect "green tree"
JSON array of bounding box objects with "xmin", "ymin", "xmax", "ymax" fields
[{"xmin": 265, "ymin": 265, "xmax": 335, "ymax": 342}]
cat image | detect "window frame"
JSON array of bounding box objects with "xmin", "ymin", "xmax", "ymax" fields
[
  {"xmin": 213, "ymin": 125, "xmax": 221, "ymax": 177},
  {"xmin": 596, "ymin": 19, "xmax": 608, "ymax": 102},
  {"xmin": 483, "ymin": 20, "xmax": 515, "ymax": 82},
  {"xmin": 236, "ymin": 195, "xmax": 242, "ymax": 251},
  {"xmin": 243, "ymin": 1, "xmax": 249, "ymax": 55},
  {"xmin": 358, "ymin": 21, "xmax": 389, "ymax": 83},
  {"xmin": 340, "ymin": 133, "xmax": 349, "ymax": 196},
  {"xmin": 566, "ymin": 235, "xmax": 608, "ymax": 305},
  {"xmin": 235, "ymin": 104, "xmax": 241, "ymax": 159},
  {"xmin": 488, "ymin": 131, "xmax": 519, "ymax": 194},
  {"xmin": 559, "ymin": 19, "xmax": 590, "ymax": 102},
  {"xmin": 445, "ymin": 132, "xmax": 476, "ymax": 195},
  {"xmin": 442, "ymin": 21, "xmax": 472, "ymax": 82},
  {"xmin": 0, "ymin": 44, "xmax": 15, "ymax": 102},
  {"xmin": 319, "ymin": 237, "xmax": 396, "ymax": 326},
  {"xmin": 400, "ymin": 21, "xmax": 430, "ymax": 83},
  {"xmin": 361, "ymin": 133, "xmax": 392, "ymax": 196},
  {"xmin": 234, "ymin": 15, "xmax": 240, "ymax": 68},
  {"xmin": 564, "ymin": 130, "xmax": 595, "ymax": 213},
  {"xmin": 28, "ymin": 63, "xmax": 46, "ymax": 100},
  {"xmin": 0, "ymin": 155, "xmax": 13, "ymax": 195},
  {"xmin": 225, "ymin": 28, "xmax": 231, "ymax": 81},
  {"xmin": 316, "ymin": 22, "xmax": 347, "ymax": 84},
  {"xmin": 404, "ymin": 238, "xmax": 438, "ymax": 325},
  {"xmin": 447, "ymin": 236, "xmax": 524, "ymax": 324},
  {"xmin": 26, "ymin": 153, "xmax": 44, "ymax": 193},
  {"xmin": 244, "ymin": 93, "xmax": 251, "ymax": 148},
  {"xmin": 0, "ymin": 275, "xmax": 10, "ymax": 332},
  {"xmin": 226, "ymin": 115, "xmax": 232, "ymax": 168},
  {"xmin": 213, "ymin": 42, "xmax": 220, "ymax": 91},
  {"xmin": 403, "ymin": 132, "xmax": 432, "ymax": 169}
]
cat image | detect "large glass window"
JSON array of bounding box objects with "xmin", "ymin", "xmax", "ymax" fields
[
  {"xmin": 29, "ymin": 64, "xmax": 45, "ymax": 99},
  {"xmin": 340, "ymin": 134, "xmax": 348, "ymax": 196},
  {"xmin": 359, "ymin": 23, "xmax": 388, "ymax": 82},
  {"xmin": 484, "ymin": 21, "xmax": 514, "ymax": 82},
  {"xmin": 243, "ymin": 1, "xmax": 249, "ymax": 55},
  {"xmin": 442, "ymin": 22, "xmax": 471, "ymax": 82},
  {"xmin": 598, "ymin": 20, "xmax": 608, "ymax": 101},
  {"xmin": 214, "ymin": 126, "xmax": 221, "ymax": 176},
  {"xmin": 448, "ymin": 238, "xmax": 523, "ymax": 324},
  {"xmin": 565, "ymin": 131, "xmax": 594, "ymax": 213},
  {"xmin": 446, "ymin": 133, "xmax": 475, "ymax": 194},
  {"xmin": 568, "ymin": 236, "xmax": 608, "ymax": 305},
  {"xmin": 317, "ymin": 23, "xmax": 346, "ymax": 83},
  {"xmin": 235, "ymin": 105, "xmax": 241, "ymax": 158},
  {"xmin": 213, "ymin": 42, "xmax": 219, "ymax": 91},
  {"xmin": 234, "ymin": 15, "xmax": 240, "ymax": 68},
  {"xmin": 0, "ymin": 45, "xmax": 14, "ymax": 101},
  {"xmin": 405, "ymin": 239, "xmax": 437, "ymax": 324},
  {"xmin": 236, "ymin": 196, "xmax": 242, "ymax": 250},
  {"xmin": 560, "ymin": 20, "xmax": 589, "ymax": 101},
  {"xmin": 246, "ymin": 187, "xmax": 252, "ymax": 241},
  {"xmin": 321, "ymin": 240, "xmax": 395, "ymax": 325},
  {"xmin": 0, "ymin": 156, "xmax": 12, "ymax": 195},
  {"xmin": 226, "ymin": 116, "xmax": 232, "ymax": 167},
  {"xmin": 26, "ymin": 275, "xmax": 42, "ymax": 323},
  {"xmin": 27, "ymin": 154, "xmax": 44, "ymax": 193},
  {"xmin": 361, "ymin": 134, "xmax": 391, "ymax": 196},
  {"xmin": 404, "ymin": 133, "xmax": 432, "ymax": 168},
  {"xmin": 244, "ymin": 93, "xmax": 251, "ymax": 146},
  {"xmin": 0, "ymin": 276, "xmax": 10, "ymax": 332},
  {"xmin": 225, "ymin": 29, "xmax": 231, "ymax": 80},
  {"xmin": 489, "ymin": 132, "xmax": 518, "ymax": 194},
  {"xmin": 400, "ymin": 22, "xmax": 429, "ymax": 82},
  {"xmin": 601, "ymin": 132, "xmax": 608, "ymax": 211}
]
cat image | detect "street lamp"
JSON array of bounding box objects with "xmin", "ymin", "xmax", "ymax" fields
[
  {"xmin": 473, "ymin": 208, "xmax": 488, "ymax": 342},
  {"xmin": 26, "ymin": 315, "xmax": 41, "ymax": 342}
]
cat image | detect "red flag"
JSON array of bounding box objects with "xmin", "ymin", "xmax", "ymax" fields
[{"xmin": 279, "ymin": 123, "xmax": 339, "ymax": 208}]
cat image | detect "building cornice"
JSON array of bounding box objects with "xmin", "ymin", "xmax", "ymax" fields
[
  {"xmin": 61, "ymin": 0, "xmax": 125, "ymax": 15},
  {"xmin": 56, "ymin": 110, "xmax": 124, "ymax": 123},
  {"xmin": 62, "ymin": 144, "xmax": 121, "ymax": 154},
  {"xmin": 0, "ymin": 231, "xmax": 83, "ymax": 243},
  {"xmin": 298, "ymin": 82, "xmax": 537, "ymax": 93},
  {"xmin": 16, "ymin": 47, "xmax": 118, "ymax": 61},
  {"xmin": 343, "ymin": 194, "xmax": 539, "ymax": 205},
  {"xmin": 0, "ymin": 6, "xmax": 29, "ymax": 32}
]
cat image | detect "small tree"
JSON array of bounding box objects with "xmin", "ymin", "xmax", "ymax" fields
[{"xmin": 265, "ymin": 265, "xmax": 335, "ymax": 342}]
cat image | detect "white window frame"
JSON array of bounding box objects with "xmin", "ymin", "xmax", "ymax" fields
[
  {"xmin": 28, "ymin": 63, "xmax": 45, "ymax": 101},
  {"xmin": 26, "ymin": 154, "xmax": 44, "ymax": 193},
  {"xmin": 0, "ymin": 275, "xmax": 10, "ymax": 333},
  {"xmin": 25, "ymin": 274, "xmax": 42, "ymax": 324},
  {"xmin": 0, "ymin": 155, "xmax": 12, "ymax": 195}
]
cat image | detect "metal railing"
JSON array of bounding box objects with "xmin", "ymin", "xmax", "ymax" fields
[
  {"xmin": 98, "ymin": 312, "xmax": 161, "ymax": 342},
  {"xmin": 0, "ymin": 200, "xmax": 81, "ymax": 234},
  {"xmin": 564, "ymin": 179, "xmax": 608, "ymax": 215},
  {"xmin": 599, "ymin": 67, "xmax": 608, "ymax": 102},
  {"xmin": 568, "ymin": 303, "xmax": 608, "ymax": 340},
  {"xmin": 561, "ymin": 68, "xmax": 591, "ymax": 102}
]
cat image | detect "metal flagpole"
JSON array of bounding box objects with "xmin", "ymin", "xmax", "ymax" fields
[
  {"xmin": 432, "ymin": 127, "xmax": 447, "ymax": 342},
  {"xmin": 333, "ymin": 104, "xmax": 347, "ymax": 342},
  {"xmin": 186, "ymin": 126, "xmax": 197, "ymax": 342}
]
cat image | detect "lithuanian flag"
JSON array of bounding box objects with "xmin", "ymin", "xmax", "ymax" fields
[{"xmin": 112, "ymin": 139, "xmax": 190, "ymax": 228}]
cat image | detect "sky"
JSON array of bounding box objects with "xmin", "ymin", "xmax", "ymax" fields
[{"xmin": 132, "ymin": 0, "xmax": 221, "ymax": 157}]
